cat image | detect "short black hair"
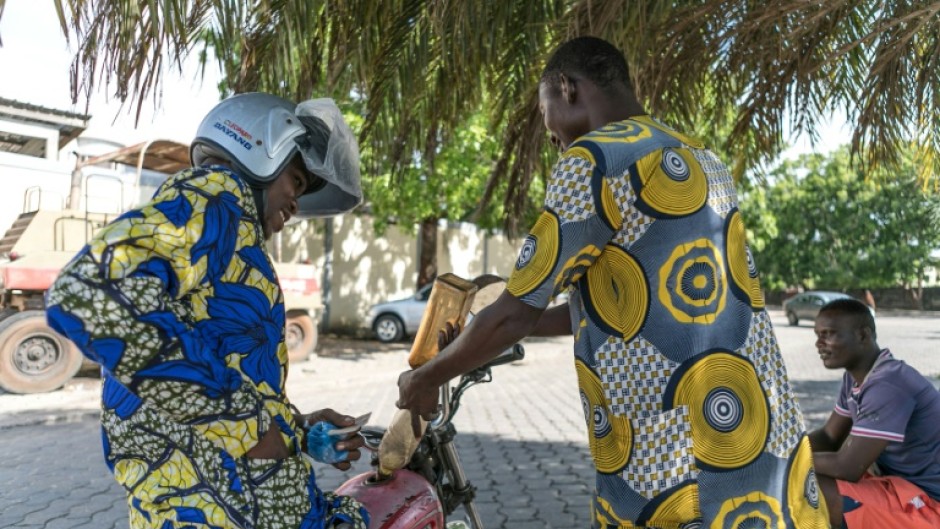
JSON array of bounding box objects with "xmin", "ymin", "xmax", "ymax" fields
[
  {"xmin": 819, "ymin": 298, "xmax": 877, "ymax": 339},
  {"xmin": 541, "ymin": 36, "xmax": 633, "ymax": 93}
]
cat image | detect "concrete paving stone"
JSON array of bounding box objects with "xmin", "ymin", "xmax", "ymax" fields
[
  {"xmin": 499, "ymin": 494, "xmax": 535, "ymax": 507},
  {"xmin": 499, "ymin": 520, "xmax": 548, "ymax": 529},
  {"xmin": 552, "ymin": 483, "xmax": 592, "ymax": 497},
  {"xmin": 499, "ymin": 506, "xmax": 539, "ymax": 520},
  {"xmin": 88, "ymin": 508, "xmax": 128, "ymax": 527},
  {"xmin": 548, "ymin": 473, "xmax": 585, "ymax": 484},
  {"xmin": 43, "ymin": 515, "xmax": 93, "ymax": 529},
  {"xmin": 470, "ymin": 503, "xmax": 506, "ymax": 525},
  {"xmin": 0, "ymin": 502, "xmax": 44, "ymax": 523},
  {"xmin": 514, "ymin": 469, "xmax": 551, "ymax": 481},
  {"xmin": 523, "ymin": 481, "xmax": 562, "ymax": 493}
]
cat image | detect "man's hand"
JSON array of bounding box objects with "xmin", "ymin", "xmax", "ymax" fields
[
  {"xmin": 298, "ymin": 408, "xmax": 365, "ymax": 471},
  {"xmin": 397, "ymin": 368, "xmax": 442, "ymax": 437},
  {"xmin": 394, "ymin": 321, "xmax": 461, "ymax": 437}
]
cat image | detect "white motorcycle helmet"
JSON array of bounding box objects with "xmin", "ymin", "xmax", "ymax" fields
[{"xmin": 190, "ymin": 92, "xmax": 362, "ymax": 218}]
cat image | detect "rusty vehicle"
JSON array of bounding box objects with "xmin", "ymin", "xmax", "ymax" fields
[{"xmin": 0, "ymin": 140, "xmax": 322, "ymax": 393}]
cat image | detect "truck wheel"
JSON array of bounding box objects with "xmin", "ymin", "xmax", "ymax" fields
[
  {"xmin": 0, "ymin": 310, "xmax": 83, "ymax": 394},
  {"xmin": 285, "ymin": 312, "xmax": 317, "ymax": 362},
  {"xmin": 373, "ymin": 314, "xmax": 404, "ymax": 343}
]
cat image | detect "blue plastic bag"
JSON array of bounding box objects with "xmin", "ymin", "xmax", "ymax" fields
[{"xmin": 306, "ymin": 421, "xmax": 349, "ymax": 464}]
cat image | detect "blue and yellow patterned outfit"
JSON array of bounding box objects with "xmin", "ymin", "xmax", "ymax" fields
[
  {"xmin": 46, "ymin": 167, "xmax": 368, "ymax": 529},
  {"xmin": 506, "ymin": 117, "xmax": 829, "ymax": 529}
]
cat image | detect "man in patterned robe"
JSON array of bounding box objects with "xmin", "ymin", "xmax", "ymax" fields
[
  {"xmin": 397, "ymin": 37, "xmax": 829, "ymax": 529},
  {"xmin": 46, "ymin": 94, "xmax": 369, "ymax": 529}
]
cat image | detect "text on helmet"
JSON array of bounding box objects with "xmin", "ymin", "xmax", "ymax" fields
[{"xmin": 214, "ymin": 121, "xmax": 253, "ymax": 151}]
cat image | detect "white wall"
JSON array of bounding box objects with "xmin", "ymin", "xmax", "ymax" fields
[
  {"xmin": 275, "ymin": 216, "xmax": 523, "ymax": 333},
  {"xmin": 0, "ymin": 152, "xmax": 72, "ymax": 235}
]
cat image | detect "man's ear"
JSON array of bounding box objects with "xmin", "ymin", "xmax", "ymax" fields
[{"xmin": 560, "ymin": 73, "xmax": 577, "ymax": 104}]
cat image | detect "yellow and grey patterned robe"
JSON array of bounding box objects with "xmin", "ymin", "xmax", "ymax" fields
[
  {"xmin": 46, "ymin": 167, "xmax": 367, "ymax": 529},
  {"xmin": 506, "ymin": 117, "xmax": 829, "ymax": 529}
]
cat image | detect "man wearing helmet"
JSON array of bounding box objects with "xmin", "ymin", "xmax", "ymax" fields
[{"xmin": 46, "ymin": 93, "xmax": 368, "ymax": 529}]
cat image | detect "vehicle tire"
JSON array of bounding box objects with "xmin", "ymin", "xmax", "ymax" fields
[
  {"xmin": 373, "ymin": 314, "xmax": 405, "ymax": 343},
  {"xmin": 0, "ymin": 310, "xmax": 83, "ymax": 394},
  {"xmin": 285, "ymin": 311, "xmax": 317, "ymax": 363},
  {"xmin": 786, "ymin": 311, "xmax": 799, "ymax": 326}
]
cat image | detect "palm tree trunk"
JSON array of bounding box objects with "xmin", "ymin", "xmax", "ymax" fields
[{"xmin": 417, "ymin": 217, "xmax": 438, "ymax": 289}]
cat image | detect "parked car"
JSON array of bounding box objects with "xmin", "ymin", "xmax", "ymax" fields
[
  {"xmin": 367, "ymin": 284, "xmax": 433, "ymax": 342},
  {"xmin": 367, "ymin": 281, "xmax": 568, "ymax": 343},
  {"xmin": 782, "ymin": 291, "xmax": 872, "ymax": 326}
]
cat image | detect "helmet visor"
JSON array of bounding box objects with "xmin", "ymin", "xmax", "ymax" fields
[{"xmin": 292, "ymin": 99, "xmax": 363, "ymax": 218}]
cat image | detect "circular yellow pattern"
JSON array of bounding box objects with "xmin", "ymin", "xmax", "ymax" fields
[
  {"xmin": 507, "ymin": 210, "xmax": 560, "ymax": 297},
  {"xmin": 641, "ymin": 482, "xmax": 700, "ymax": 527},
  {"xmin": 592, "ymin": 121, "xmax": 653, "ymax": 144},
  {"xmin": 787, "ymin": 436, "xmax": 830, "ymax": 528},
  {"xmin": 583, "ymin": 245, "xmax": 648, "ymax": 340},
  {"xmin": 636, "ymin": 148, "xmax": 707, "ymax": 217},
  {"xmin": 665, "ymin": 352, "xmax": 769, "ymax": 470},
  {"xmin": 675, "ymin": 256, "xmax": 720, "ymax": 307},
  {"xmin": 576, "ymin": 359, "xmax": 632, "ymax": 473},
  {"xmin": 658, "ymin": 239, "xmax": 727, "ymax": 324},
  {"xmin": 725, "ymin": 211, "xmax": 765, "ymax": 309},
  {"xmin": 711, "ymin": 491, "xmax": 784, "ymax": 529}
]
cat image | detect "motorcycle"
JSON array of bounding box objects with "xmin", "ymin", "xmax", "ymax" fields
[{"xmin": 335, "ymin": 343, "xmax": 526, "ymax": 529}]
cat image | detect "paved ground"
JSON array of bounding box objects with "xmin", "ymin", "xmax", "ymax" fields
[{"xmin": 1, "ymin": 308, "xmax": 937, "ymax": 528}]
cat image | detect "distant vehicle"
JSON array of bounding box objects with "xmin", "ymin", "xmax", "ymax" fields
[
  {"xmin": 368, "ymin": 283, "xmax": 433, "ymax": 342},
  {"xmin": 782, "ymin": 290, "xmax": 872, "ymax": 326}
]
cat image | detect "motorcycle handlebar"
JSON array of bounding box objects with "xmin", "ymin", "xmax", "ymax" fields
[{"xmin": 479, "ymin": 343, "xmax": 525, "ymax": 371}]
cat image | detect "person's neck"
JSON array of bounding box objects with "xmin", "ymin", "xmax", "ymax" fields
[
  {"xmin": 848, "ymin": 345, "xmax": 884, "ymax": 385},
  {"xmin": 584, "ymin": 86, "xmax": 646, "ymax": 131}
]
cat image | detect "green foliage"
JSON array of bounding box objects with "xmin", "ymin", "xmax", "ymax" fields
[
  {"xmin": 740, "ymin": 146, "xmax": 940, "ymax": 290},
  {"xmin": 43, "ymin": 0, "xmax": 940, "ymax": 229},
  {"xmin": 358, "ymin": 110, "xmax": 541, "ymax": 235}
]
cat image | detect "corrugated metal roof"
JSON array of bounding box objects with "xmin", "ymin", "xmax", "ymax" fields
[{"xmin": 0, "ymin": 97, "xmax": 90, "ymax": 155}]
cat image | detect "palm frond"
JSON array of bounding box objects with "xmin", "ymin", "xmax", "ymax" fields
[{"xmin": 47, "ymin": 0, "xmax": 940, "ymax": 229}]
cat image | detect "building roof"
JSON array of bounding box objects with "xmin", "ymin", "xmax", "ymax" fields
[
  {"xmin": 78, "ymin": 139, "xmax": 191, "ymax": 175},
  {"xmin": 0, "ymin": 97, "xmax": 91, "ymax": 157}
]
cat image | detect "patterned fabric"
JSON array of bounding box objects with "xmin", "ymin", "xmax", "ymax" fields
[
  {"xmin": 46, "ymin": 167, "xmax": 368, "ymax": 529},
  {"xmin": 507, "ymin": 117, "xmax": 828, "ymax": 528}
]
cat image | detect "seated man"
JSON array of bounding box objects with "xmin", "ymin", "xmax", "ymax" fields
[{"xmin": 809, "ymin": 298, "xmax": 940, "ymax": 528}]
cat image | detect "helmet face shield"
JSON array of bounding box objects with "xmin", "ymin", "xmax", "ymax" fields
[
  {"xmin": 191, "ymin": 93, "xmax": 362, "ymax": 218},
  {"xmin": 292, "ymin": 99, "xmax": 363, "ymax": 218}
]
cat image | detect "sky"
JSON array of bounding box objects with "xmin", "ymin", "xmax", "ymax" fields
[
  {"xmin": 0, "ymin": 1, "xmax": 223, "ymax": 146},
  {"xmin": 0, "ymin": 1, "xmax": 851, "ymax": 157}
]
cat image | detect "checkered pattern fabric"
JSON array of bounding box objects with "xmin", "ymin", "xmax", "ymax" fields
[
  {"xmin": 695, "ymin": 149, "xmax": 737, "ymax": 218},
  {"xmin": 547, "ymin": 155, "xmax": 596, "ymax": 222},
  {"xmin": 740, "ymin": 312, "xmax": 804, "ymax": 457},
  {"xmin": 613, "ymin": 186, "xmax": 654, "ymax": 248},
  {"xmin": 598, "ymin": 336, "xmax": 676, "ymax": 416},
  {"xmin": 623, "ymin": 407, "xmax": 697, "ymax": 498}
]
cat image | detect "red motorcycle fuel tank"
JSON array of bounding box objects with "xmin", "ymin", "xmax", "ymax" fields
[{"xmin": 335, "ymin": 469, "xmax": 444, "ymax": 529}]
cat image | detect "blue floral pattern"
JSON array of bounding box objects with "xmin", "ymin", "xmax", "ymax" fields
[{"xmin": 46, "ymin": 167, "xmax": 367, "ymax": 529}]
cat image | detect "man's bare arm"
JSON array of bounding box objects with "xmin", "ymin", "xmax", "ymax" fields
[
  {"xmin": 812, "ymin": 434, "xmax": 889, "ymax": 482},
  {"xmin": 531, "ymin": 303, "xmax": 573, "ymax": 337},
  {"xmin": 808, "ymin": 412, "xmax": 852, "ymax": 452},
  {"xmin": 398, "ymin": 291, "xmax": 542, "ymax": 419}
]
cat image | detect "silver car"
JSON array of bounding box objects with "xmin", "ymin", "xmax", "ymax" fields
[
  {"xmin": 367, "ymin": 284, "xmax": 432, "ymax": 342},
  {"xmin": 782, "ymin": 291, "xmax": 861, "ymax": 326}
]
